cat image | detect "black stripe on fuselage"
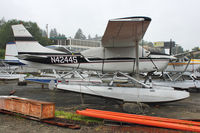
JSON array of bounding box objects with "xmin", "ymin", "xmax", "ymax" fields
[
  {"xmin": 88, "ymin": 57, "xmax": 170, "ymax": 61},
  {"xmin": 18, "ymin": 51, "xmax": 170, "ymax": 64},
  {"xmin": 20, "ymin": 54, "xmax": 169, "ymax": 64},
  {"xmin": 15, "ymin": 37, "xmax": 35, "ymax": 41},
  {"xmin": 18, "ymin": 52, "xmax": 81, "ymax": 56}
]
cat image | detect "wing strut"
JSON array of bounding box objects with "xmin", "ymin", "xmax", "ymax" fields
[
  {"xmin": 135, "ymin": 21, "xmax": 144, "ymax": 75},
  {"xmin": 135, "ymin": 41, "xmax": 139, "ymax": 75},
  {"xmin": 174, "ymin": 58, "xmax": 192, "ymax": 81}
]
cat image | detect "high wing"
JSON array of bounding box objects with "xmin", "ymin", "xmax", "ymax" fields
[
  {"xmin": 174, "ymin": 48, "xmax": 200, "ymax": 58},
  {"xmin": 101, "ymin": 16, "xmax": 151, "ymax": 48}
]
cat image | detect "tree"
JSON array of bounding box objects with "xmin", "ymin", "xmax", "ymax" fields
[
  {"xmin": 192, "ymin": 46, "xmax": 200, "ymax": 58},
  {"xmin": 88, "ymin": 34, "xmax": 91, "ymax": 40},
  {"xmin": 95, "ymin": 34, "xmax": 98, "ymax": 39},
  {"xmin": 171, "ymin": 44, "xmax": 184, "ymax": 55},
  {"xmin": 192, "ymin": 46, "xmax": 199, "ymax": 51},
  {"xmin": 41, "ymin": 30, "xmax": 47, "ymax": 37},
  {"xmin": 0, "ymin": 17, "xmax": 6, "ymax": 26},
  {"xmin": 0, "ymin": 49, "xmax": 5, "ymax": 59},
  {"xmin": 74, "ymin": 28, "xmax": 86, "ymax": 39},
  {"xmin": 92, "ymin": 34, "xmax": 102, "ymax": 40},
  {"xmin": 50, "ymin": 28, "xmax": 58, "ymax": 37}
]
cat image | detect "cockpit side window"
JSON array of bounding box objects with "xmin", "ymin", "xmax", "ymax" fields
[{"xmin": 184, "ymin": 57, "xmax": 189, "ymax": 62}]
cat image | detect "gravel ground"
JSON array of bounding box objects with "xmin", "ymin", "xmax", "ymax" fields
[{"xmin": 0, "ymin": 80, "xmax": 199, "ymax": 133}]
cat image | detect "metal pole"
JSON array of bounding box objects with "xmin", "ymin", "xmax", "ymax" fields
[
  {"xmin": 46, "ymin": 24, "xmax": 48, "ymax": 38},
  {"xmin": 135, "ymin": 41, "xmax": 139, "ymax": 75},
  {"xmin": 169, "ymin": 39, "xmax": 172, "ymax": 55},
  {"xmin": 119, "ymin": 71, "xmax": 150, "ymax": 88}
]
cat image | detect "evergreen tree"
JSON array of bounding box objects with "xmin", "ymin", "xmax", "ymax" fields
[
  {"xmin": 74, "ymin": 28, "xmax": 86, "ymax": 39},
  {"xmin": 93, "ymin": 34, "xmax": 101, "ymax": 40},
  {"xmin": 50, "ymin": 28, "xmax": 58, "ymax": 37},
  {"xmin": 192, "ymin": 46, "xmax": 200, "ymax": 58},
  {"xmin": 95, "ymin": 34, "xmax": 98, "ymax": 39},
  {"xmin": 172, "ymin": 45, "xmax": 184, "ymax": 55},
  {"xmin": 192, "ymin": 46, "xmax": 199, "ymax": 51},
  {"xmin": 0, "ymin": 17, "xmax": 6, "ymax": 26},
  {"xmin": 62, "ymin": 34, "xmax": 65, "ymax": 37},
  {"xmin": 41, "ymin": 30, "xmax": 47, "ymax": 37},
  {"xmin": 88, "ymin": 34, "xmax": 91, "ymax": 40}
]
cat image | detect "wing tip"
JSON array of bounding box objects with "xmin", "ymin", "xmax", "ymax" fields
[{"xmin": 110, "ymin": 16, "xmax": 151, "ymax": 22}]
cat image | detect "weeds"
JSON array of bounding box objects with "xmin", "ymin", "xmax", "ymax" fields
[{"xmin": 55, "ymin": 110, "xmax": 103, "ymax": 124}]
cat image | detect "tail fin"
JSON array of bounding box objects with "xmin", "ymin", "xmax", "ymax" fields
[
  {"xmin": 11, "ymin": 24, "xmax": 63, "ymax": 54},
  {"xmin": 12, "ymin": 24, "xmax": 32, "ymax": 37},
  {"xmin": 5, "ymin": 42, "xmax": 18, "ymax": 60},
  {"xmin": 4, "ymin": 42, "xmax": 26, "ymax": 66}
]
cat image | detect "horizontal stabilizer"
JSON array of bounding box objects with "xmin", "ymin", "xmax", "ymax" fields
[{"xmin": 174, "ymin": 49, "xmax": 200, "ymax": 58}]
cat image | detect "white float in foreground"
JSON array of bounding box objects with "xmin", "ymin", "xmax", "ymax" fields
[{"xmin": 56, "ymin": 83, "xmax": 189, "ymax": 103}]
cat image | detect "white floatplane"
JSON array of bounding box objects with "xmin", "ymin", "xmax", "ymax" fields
[
  {"xmin": 0, "ymin": 42, "xmax": 26, "ymax": 80},
  {"xmin": 166, "ymin": 51, "xmax": 200, "ymax": 77},
  {"xmin": 11, "ymin": 16, "xmax": 189, "ymax": 103},
  {"xmin": 151, "ymin": 50, "xmax": 200, "ymax": 90}
]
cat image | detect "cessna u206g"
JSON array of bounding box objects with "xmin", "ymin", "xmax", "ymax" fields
[
  {"xmin": 11, "ymin": 16, "xmax": 189, "ymax": 103},
  {"xmin": 151, "ymin": 51, "xmax": 200, "ymax": 90},
  {"xmin": 166, "ymin": 51, "xmax": 200, "ymax": 74}
]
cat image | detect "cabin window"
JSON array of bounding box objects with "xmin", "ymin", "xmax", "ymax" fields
[{"xmin": 184, "ymin": 58, "xmax": 188, "ymax": 61}]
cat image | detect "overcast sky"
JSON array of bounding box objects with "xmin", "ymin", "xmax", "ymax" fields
[{"xmin": 1, "ymin": 0, "xmax": 200, "ymax": 50}]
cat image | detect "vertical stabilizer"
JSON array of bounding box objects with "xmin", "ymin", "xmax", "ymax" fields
[
  {"xmin": 5, "ymin": 42, "xmax": 18, "ymax": 60},
  {"xmin": 12, "ymin": 24, "xmax": 32, "ymax": 37},
  {"xmin": 11, "ymin": 24, "xmax": 64, "ymax": 54},
  {"xmin": 4, "ymin": 42, "xmax": 25, "ymax": 66}
]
